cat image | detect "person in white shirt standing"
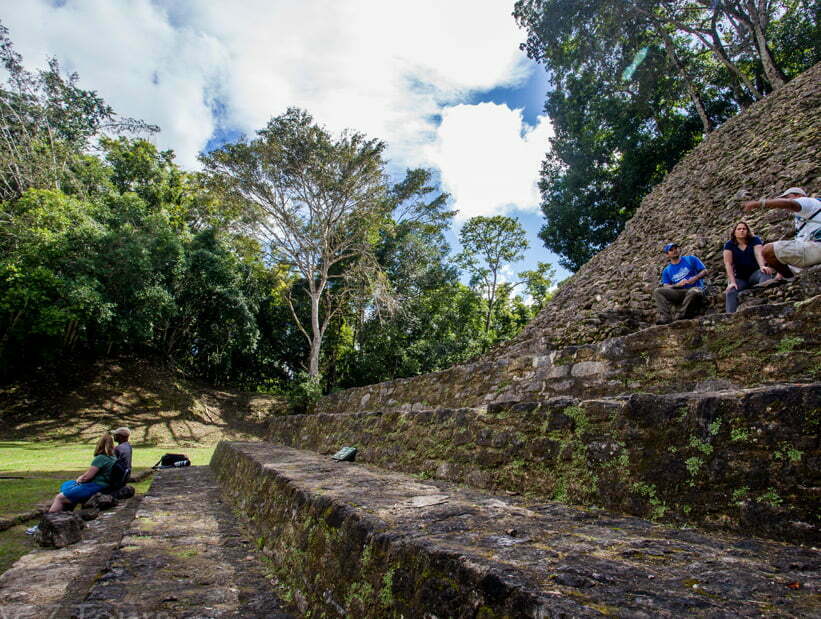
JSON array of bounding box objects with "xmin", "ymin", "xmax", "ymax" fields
[{"xmin": 743, "ymin": 187, "xmax": 821, "ymax": 278}]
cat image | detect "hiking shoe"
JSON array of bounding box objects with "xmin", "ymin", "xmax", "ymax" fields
[{"xmin": 25, "ymin": 525, "xmax": 38, "ymax": 535}]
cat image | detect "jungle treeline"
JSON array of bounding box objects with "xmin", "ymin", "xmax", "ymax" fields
[{"xmin": 0, "ymin": 25, "xmax": 550, "ymax": 400}]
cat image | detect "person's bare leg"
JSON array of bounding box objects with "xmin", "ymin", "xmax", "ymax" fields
[
  {"xmin": 762, "ymin": 243, "xmax": 793, "ymax": 279},
  {"xmin": 49, "ymin": 493, "xmax": 70, "ymax": 513}
]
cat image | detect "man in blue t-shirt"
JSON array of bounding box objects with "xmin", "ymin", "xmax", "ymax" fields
[{"xmin": 653, "ymin": 243, "xmax": 709, "ymax": 325}]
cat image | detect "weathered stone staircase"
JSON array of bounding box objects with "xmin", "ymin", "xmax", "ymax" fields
[
  {"xmin": 205, "ymin": 287, "xmax": 819, "ymax": 616},
  {"xmin": 211, "ymin": 442, "xmax": 819, "ymax": 617}
]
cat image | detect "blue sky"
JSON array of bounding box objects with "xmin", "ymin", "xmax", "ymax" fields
[{"xmin": 4, "ymin": 0, "xmax": 571, "ymax": 284}]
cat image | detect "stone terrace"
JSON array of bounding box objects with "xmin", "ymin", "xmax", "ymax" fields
[
  {"xmin": 211, "ymin": 442, "xmax": 820, "ymax": 618},
  {"xmin": 315, "ymin": 292, "xmax": 819, "ymax": 416},
  {"xmin": 269, "ymin": 383, "xmax": 820, "ymax": 545}
]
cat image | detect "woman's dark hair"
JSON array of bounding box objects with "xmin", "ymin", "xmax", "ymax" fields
[{"xmin": 729, "ymin": 221, "xmax": 754, "ymax": 245}]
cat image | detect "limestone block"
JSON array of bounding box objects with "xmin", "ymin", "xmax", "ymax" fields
[
  {"xmin": 35, "ymin": 512, "xmax": 85, "ymax": 548},
  {"xmin": 84, "ymin": 493, "xmax": 118, "ymax": 511},
  {"xmin": 570, "ymin": 361, "xmax": 609, "ymax": 378}
]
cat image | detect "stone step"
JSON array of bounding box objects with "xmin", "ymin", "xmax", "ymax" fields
[
  {"xmin": 0, "ymin": 495, "xmax": 140, "ymax": 617},
  {"xmin": 270, "ymin": 383, "xmax": 820, "ymax": 544},
  {"xmin": 76, "ymin": 467, "xmax": 292, "ymax": 617},
  {"xmin": 315, "ymin": 294, "xmax": 820, "ymax": 416},
  {"xmin": 211, "ymin": 442, "xmax": 821, "ymax": 618}
]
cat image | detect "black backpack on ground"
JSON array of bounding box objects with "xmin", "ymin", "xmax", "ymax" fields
[
  {"xmin": 152, "ymin": 453, "xmax": 191, "ymax": 468},
  {"xmin": 108, "ymin": 459, "xmax": 131, "ymax": 492}
]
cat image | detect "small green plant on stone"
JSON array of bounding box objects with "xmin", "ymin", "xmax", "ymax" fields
[
  {"xmin": 773, "ymin": 444, "xmax": 803, "ymax": 463},
  {"xmin": 776, "ymin": 336, "xmax": 804, "ymax": 354},
  {"xmin": 631, "ymin": 482, "xmax": 668, "ymax": 520},
  {"xmin": 379, "ymin": 567, "xmax": 396, "ymax": 608},
  {"xmin": 552, "ymin": 479, "xmax": 568, "ymax": 502},
  {"xmin": 708, "ymin": 418, "xmax": 722, "ymax": 436},
  {"xmin": 345, "ymin": 581, "xmax": 374, "ymax": 609},
  {"xmin": 757, "ymin": 488, "xmax": 782, "ymax": 507},
  {"xmin": 688, "ymin": 436, "xmax": 714, "ymax": 456},
  {"xmin": 685, "ymin": 456, "xmax": 703, "ymax": 478},
  {"xmin": 732, "ymin": 486, "xmax": 749, "ymax": 504},
  {"xmin": 730, "ymin": 427, "xmax": 750, "ymax": 442},
  {"xmin": 786, "ymin": 447, "xmax": 803, "ymax": 462},
  {"xmin": 563, "ymin": 405, "xmax": 589, "ymax": 437},
  {"xmin": 360, "ymin": 543, "xmax": 373, "ymax": 569}
]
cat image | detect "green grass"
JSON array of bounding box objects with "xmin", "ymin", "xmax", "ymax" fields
[
  {"xmin": 0, "ymin": 524, "xmax": 36, "ymax": 575},
  {"xmin": 0, "ymin": 441, "xmax": 217, "ymax": 475},
  {"xmin": 0, "ymin": 441, "xmax": 216, "ymax": 574}
]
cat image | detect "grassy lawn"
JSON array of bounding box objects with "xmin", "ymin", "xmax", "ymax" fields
[{"xmin": 0, "ymin": 441, "xmax": 216, "ymax": 574}]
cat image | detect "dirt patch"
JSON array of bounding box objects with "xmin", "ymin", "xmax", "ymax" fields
[{"xmin": 0, "ymin": 358, "xmax": 285, "ymax": 446}]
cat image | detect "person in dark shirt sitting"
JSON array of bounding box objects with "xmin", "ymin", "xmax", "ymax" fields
[
  {"xmin": 722, "ymin": 221, "xmax": 773, "ymax": 313},
  {"xmin": 113, "ymin": 426, "xmax": 132, "ymax": 475}
]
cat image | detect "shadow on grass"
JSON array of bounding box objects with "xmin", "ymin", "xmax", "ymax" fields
[{"xmin": 0, "ymin": 358, "xmax": 281, "ymax": 446}]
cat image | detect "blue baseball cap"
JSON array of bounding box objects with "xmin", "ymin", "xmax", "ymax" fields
[{"xmin": 662, "ymin": 243, "xmax": 679, "ymax": 253}]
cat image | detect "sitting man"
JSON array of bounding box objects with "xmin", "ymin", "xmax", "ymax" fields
[
  {"xmin": 113, "ymin": 426, "xmax": 132, "ymax": 480},
  {"xmin": 653, "ymin": 243, "xmax": 708, "ymax": 325},
  {"xmin": 743, "ymin": 187, "xmax": 821, "ymax": 277}
]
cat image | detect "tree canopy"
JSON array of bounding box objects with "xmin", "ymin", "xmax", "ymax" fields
[
  {"xmin": 0, "ymin": 24, "xmax": 555, "ymax": 402},
  {"xmin": 514, "ymin": 0, "xmax": 818, "ymax": 270}
]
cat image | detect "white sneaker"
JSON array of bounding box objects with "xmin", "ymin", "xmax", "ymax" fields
[{"xmin": 25, "ymin": 525, "xmax": 38, "ymax": 535}]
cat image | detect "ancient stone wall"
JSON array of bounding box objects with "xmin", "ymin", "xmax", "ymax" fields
[
  {"xmin": 316, "ymin": 294, "xmax": 819, "ymax": 414},
  {"xmin": 497, "ymin": 62, "xmax": 821, "ymax": 356},
  {"xmin": 271, "ymin": 384, "xmax": 820, "ymax": 544}
]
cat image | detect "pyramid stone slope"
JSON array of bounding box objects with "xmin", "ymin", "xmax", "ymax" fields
[{"xmin": 499, "ymin": 62, "xmax": 820, "ymax": 356}]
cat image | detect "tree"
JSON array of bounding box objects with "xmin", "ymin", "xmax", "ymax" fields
[
  {"xmin": 518, "ymin": 261, "xmax": 557, "ymax": 311},
  {"xmin": 201, "ymin": 108, "xmax": 393, "ymax": 378},
  {"xmin": 513, "ymin": 0, "xmax": 817, "ymax": 270},
  {"xmin": 0, "ymin": 21, "xmax": 157, "ymax": 202},
  {"xmin": 456, "ymin": 216, "xmax": 529, "ymax": 335}
]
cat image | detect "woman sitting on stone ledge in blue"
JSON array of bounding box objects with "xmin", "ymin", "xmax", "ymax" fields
[
  {"xmin": 48, "ymin": 433, "xmax": 117, "ymax": 512},
  {"xmin": 723, "ymin": 221, "xmax": 773, "ymax": 313}
]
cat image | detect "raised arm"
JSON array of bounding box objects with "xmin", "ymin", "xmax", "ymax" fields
[{"xmin": 743, "ymin": 198, "xmax": 801, "ymax": 213}]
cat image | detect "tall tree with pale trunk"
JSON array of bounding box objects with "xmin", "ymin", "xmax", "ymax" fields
[{"xmin": 201, "ymin": 108, "xmax": 392, "ymax": 378}]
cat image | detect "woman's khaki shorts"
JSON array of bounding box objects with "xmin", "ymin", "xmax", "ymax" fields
[{"xmin": 773, "ymin": 240, "xmax": 821, "ymax": 268}]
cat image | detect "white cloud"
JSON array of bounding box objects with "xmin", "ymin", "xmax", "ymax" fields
[
  {"xmin": 3, "ymin": 0, "xmax": 227, "ymax": 168},
  {"xmin": 1, "ymin": 0, "xmax": 533, "ymax": 172},
  {"xmin": 425, "ymin": 103, "xmax": 553, "ymax": 220}
]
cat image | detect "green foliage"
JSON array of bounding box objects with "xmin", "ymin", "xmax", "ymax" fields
[
  {"xmin": 456, "ymin": 215, "xmax": 529, "ymax": 335},
  {"xmin": 688, "ymin": 436, "xmax": 714, "ymax": 456},
  {"xmin": 513, "ymin": 0, "xmax": 817, "ymax": 270},
  {"xmin": 757, "ymin": 488, "xmax": 783, "ymax": 507},
  {"xmin": 0, "ymin": 26, "xmax": 539, "ymax": 392},
  {"xmin": 287, "ymin": 371, "xmax": 323, "ymax": 414},
  {"xmin": 730, "ymin": 427, "xmax": 750, "ymax": 443},
  {"xmin": 685, "ymin": 456, "xmax": 703, "ymax": 478},
  {"xmin": 776, "ymin": 336, "xmax": 805, "ymax": 353}
]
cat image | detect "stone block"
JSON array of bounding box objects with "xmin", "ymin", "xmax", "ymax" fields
[
  {"xmin": 35, "ymin": 512, "xmax": 85, "ymax": 548},
  {"xmin": 84, "ymin": 493, "xmax": 118, "ymax": 511}
]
